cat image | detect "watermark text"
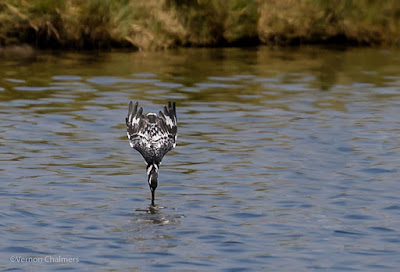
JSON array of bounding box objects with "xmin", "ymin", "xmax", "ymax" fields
[{"xmin": 10, "ymin": 255, "xmax": 79, "ymax": 263}]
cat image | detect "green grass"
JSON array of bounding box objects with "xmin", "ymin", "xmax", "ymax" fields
[{"xmin": 1, "ymin": 0, "xmax": 400, "ymax": 50}]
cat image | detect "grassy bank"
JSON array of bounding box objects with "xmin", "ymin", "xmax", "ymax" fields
[{"xmin": 1, "ymin": 0, "xmax": 400, "ymax": 50}]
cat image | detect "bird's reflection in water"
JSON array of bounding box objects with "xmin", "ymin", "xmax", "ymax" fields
[
  {"xmin": 123, "ymin": 206, "xmax": 184, "ymax": 251},
  {"xmin": 133, "ymin": 205, "xmax": 184, "ymax": 225}
]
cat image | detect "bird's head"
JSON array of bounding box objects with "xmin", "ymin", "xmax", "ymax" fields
[{"xmin": 147, "ymin": 164, "xmax": 159, "ymax": 190}]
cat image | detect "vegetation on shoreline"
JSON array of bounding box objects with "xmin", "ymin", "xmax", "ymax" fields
[{"xmin": 1, "ymin": 0, "xmax": 400, "ymax": 50}]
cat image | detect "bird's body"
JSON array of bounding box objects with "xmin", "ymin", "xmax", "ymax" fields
[{"xmin": 126, "ymin": 101, "xmax": 177, "ymax": 206}]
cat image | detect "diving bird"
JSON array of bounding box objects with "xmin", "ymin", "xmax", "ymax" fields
[{"xmin": 126, "ymin": 101, "xmax": 177, "ymax": 206}]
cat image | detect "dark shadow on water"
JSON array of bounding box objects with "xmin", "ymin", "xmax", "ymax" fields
[
  {"xmin": 135, "ymin": 205, "xmax": 164, "ymax": 215},
  {"xmin": 132, "ymin": 205, "xmax": 184, "ymax": 225},
  {"xmin": 119, "ymin": 205, "xmax": 185, "ymax": 252}
]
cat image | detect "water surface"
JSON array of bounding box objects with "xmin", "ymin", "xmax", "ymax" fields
[{"xmin": 1, "ymin": 46, "xmax": 400, "ymax": 271}]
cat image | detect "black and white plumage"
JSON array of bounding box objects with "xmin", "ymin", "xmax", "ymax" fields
[{"xmin": 126, "ymin": 101, "xmax": 177, "ymax": 206}]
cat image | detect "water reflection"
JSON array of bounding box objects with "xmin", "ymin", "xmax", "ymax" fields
[
  {"xmin": 0, "ymin": 46, "xmax": 400, "ymax": 271},
  {"xmin": 133, "ymin": 206, "xmax": 183, "ymax": 225}
]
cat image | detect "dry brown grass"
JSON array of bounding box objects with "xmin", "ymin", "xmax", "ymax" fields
[
  {"xmin": 1, "ymin": 0, "xmax": 400, "ymax": 50},
  {"xmin": 259, "ymin": 0, "xmax": 400, "ymax": 46}
]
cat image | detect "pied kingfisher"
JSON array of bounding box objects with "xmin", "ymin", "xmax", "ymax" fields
[{"xmin": 126, "ymin": 101, "xmax": 177, "ymax": 206}]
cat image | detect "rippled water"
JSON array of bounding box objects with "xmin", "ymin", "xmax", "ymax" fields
[{"xmin": 1, "ymin": 47, "xmax": 400, "ymax": 271}]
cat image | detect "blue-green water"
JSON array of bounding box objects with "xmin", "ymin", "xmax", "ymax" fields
[{"xmin": 1, "ymin": 47, "xmax": 400, "ymax": 271}]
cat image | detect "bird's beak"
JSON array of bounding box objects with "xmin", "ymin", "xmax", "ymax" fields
[{"xmin": 151, "ymin": 187, "xmax": 155, "ymax": 206}]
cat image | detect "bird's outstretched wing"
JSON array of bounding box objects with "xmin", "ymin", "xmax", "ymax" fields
[
  {"xmin": 126, "ymin": 101, "xmax": 177, "ymax": 164},
  {"xmin": 126, "ymin": 101, "xmax": 147, "ymax": 159},
  {"xmin": 157, "ymin": 101, "xmax": 178, "ymax": 158}
]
